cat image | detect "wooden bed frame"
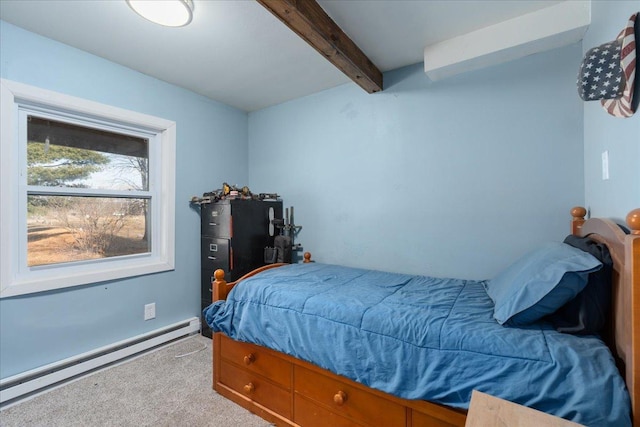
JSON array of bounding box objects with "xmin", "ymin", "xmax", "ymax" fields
[{"xmin": 211, "ymin": 207, "xmax": 640, "ymax": 427}]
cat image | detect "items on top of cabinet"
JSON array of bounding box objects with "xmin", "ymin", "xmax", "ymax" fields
[{"xmin": 190, "ymin": 182, "xmax": 280, "ymax": 206}]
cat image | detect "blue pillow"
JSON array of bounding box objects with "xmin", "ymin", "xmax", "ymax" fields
[{"xmin": 485, "ymin": 242, "xmax": 603, "ymax": 326}]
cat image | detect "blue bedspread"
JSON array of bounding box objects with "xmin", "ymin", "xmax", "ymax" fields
[{"xmin": 204, "ymin": 263, "xmax": 630, "ymax": 426}]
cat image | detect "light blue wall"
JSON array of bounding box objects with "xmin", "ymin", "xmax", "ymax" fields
[
  {"xmin": 0, "ymin": 21, "xmax": 248, "ymax": 378},
  {"xmin": 249, "ymin": 44, "xmax": 585, "ymax": 279},
  {"xmin": 5, "ymin": 2, "xmax": 633, "ymax": 381},
  {"xmin": 583, "ymin": 1, "xmax": 640, "ymax": 221}
]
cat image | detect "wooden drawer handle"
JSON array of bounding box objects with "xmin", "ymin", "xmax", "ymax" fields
[
  {"xmin": 243, "ymin": 382, "xmax": 255, "ymax": 393},
  {"xmin": 243, "ymin": 353, "xmax": 255, "ymax": 365},
  {"xmin": 333, "ymin": 390, "xmax": 347, "ymax": 406}
]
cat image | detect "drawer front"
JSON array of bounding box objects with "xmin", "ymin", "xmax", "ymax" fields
[
  {"xmin": 411, "ymin": 409, "xmax": 463, "ymax": 427},
  {"xmin": 294, "ymin": 366, "xmax": 405, "ymax": 427},
  {"xmin": 201, "ymin": 203, "xmax": 231, "ymax": 238},
  {"xmin": 219, "ymin": 360, "xmax": 291, "ymax": 418},
  {"xmin": 294, "ymin": 395, "xmax": 367, "ymax": 427},
  {"xmin": 220, "ymin": 335, "xmax": 291, "ymax": 388},
  {"xmin": 201, "ymin": 237, "xmax": 229, "ymax": 272}
]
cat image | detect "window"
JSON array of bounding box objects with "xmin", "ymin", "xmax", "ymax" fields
[{"xmin": 1, "ymin": 79, "xmax": 176, "ymax": 297}]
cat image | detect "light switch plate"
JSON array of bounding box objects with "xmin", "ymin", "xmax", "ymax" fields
[{"xmin": 601, "ymin": 151, "xmax": 609, "ymax": 180}]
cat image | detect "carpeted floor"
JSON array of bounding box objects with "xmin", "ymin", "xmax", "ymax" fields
[{"xmin": 0, "ymin": 334, "xmax": 272, "ymax": 427}]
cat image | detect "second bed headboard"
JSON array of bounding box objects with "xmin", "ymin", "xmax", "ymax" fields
[{"xmin": 571, "ymin": 207, "xmax": 640, "ymax": 426}]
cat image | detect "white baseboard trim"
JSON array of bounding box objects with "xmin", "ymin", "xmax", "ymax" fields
[{"xmin": 0, "ymin": 317, "xmax": 200, "ymax": 406}]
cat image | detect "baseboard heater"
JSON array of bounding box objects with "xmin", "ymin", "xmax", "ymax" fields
[{"xmin": 0, "ymin": 317, "xmax": 200, "ymax": 406}]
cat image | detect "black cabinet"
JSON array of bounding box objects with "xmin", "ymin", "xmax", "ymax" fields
[{"xmin": 200, "ymin": 199, "xmax": 282, "ymax": 337}]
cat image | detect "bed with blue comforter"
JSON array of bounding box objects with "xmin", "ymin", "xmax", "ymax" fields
[{"xmin": 205, "ymin": 261, "xmax": 631, "ymax": 427}]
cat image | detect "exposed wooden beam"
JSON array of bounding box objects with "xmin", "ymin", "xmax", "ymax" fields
[{"xmin": 256, "ymin": 0, "xmax": 383, "ymax": 93}]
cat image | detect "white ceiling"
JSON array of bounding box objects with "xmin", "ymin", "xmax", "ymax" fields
[{"xmin": 0, "ymin": 0, "xmax": 565, "ymax": 112}]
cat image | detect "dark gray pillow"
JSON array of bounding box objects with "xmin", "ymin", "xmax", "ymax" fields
[{"xmin": 550, "ymin": 235, "xmax": 613, "ymax": 335}]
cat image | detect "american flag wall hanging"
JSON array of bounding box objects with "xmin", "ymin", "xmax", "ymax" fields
[{"xmin": 577, "ymin": 12, "xmax": 639, "ymax": 118}]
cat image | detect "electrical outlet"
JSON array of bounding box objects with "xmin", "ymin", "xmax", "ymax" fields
[{"xmin": 144, "ymin": 303, "xmax": 156, "ymax": 320}]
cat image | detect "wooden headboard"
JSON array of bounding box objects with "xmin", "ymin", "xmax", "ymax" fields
[
  {"xmin": 571, "ymin": 207, "xmax": 640, "ymax": 425},
  {"xmin": 212, "ymin": 252, "xmax": 313, "ymax": 301}
]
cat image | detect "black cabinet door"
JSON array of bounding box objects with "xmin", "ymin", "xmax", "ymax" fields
[
  {"xmin": 222, "ymin": 200, "xmax": 282, "ymax": 280},
  {"xmin": 201, "ymin": 202, "xmax": 231, "ymax": 238},
  {"xmin": 201, "ymin": 237, "xmax": 230, "ymax": 273}
]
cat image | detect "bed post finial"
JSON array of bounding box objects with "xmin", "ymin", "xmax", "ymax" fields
[
  {"xmin": 571, "ymin": 206, "xmax": 587, "ymax": 235},
  {"xmin": 627, "ymin": 209, "xmax": 640, "ymax": 235},
  {"xmin": 213, "ymin": 269, "xmax": 228, "ymax": 301}
]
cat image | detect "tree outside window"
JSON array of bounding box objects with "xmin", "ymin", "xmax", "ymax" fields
[{"xmin": 26, "ymin": 116, "xmax": 151, "ymax": 266}]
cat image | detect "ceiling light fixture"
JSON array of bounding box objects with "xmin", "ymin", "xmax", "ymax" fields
[{"xmin": 126, "ymin": 0, "xmax": 194, "ymax": 27}]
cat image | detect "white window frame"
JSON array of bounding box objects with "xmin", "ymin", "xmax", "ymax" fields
[{"xmin": 0, "ymin": 79, "xmax": 176, "ymax": 298}]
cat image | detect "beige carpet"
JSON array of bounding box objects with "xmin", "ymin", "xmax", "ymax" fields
[{"xmin": 0, "ymin": 334, "xmax": 272, "ymax": 427}]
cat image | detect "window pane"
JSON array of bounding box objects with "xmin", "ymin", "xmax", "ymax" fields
[
  {"xmin": 27, "ymin": 116, "xmax": 149, "ymax": 191},
  {"xmin": 27, "ymin": 195, "xmax": 150, "ymax": 267}
]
